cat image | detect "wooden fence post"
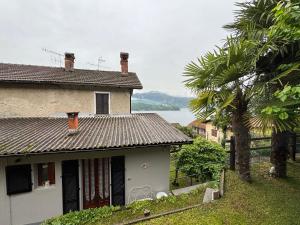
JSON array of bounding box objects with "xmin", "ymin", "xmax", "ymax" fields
[
  {"xmin": 229, "ymin": 136, "xmax": 235, "ymax": 170},
  {"xmin": 291, "ymin": 133, "xmax": 296, "ymax": 161}
]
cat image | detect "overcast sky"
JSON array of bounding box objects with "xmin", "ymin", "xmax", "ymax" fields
[{"xmin": 0, "ymin": 0, "xmax": 242, "ymax": 96}]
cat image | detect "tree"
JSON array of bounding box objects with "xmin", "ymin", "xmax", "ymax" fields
[
  {"xmin": 184, "ymin": 37, "xmax": 264, "ymax": 182},
  {"xmin": 175, "ymin": 124, "xmax": 196, "ymax": 138},
  {"xmin": 225, "ymin": 0, "xmax": 300, "ymax": 178}
]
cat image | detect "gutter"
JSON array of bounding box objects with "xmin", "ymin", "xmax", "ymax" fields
[{"xmin": 0, "ymin": 141, "xmax": 192, "ymax": 158}]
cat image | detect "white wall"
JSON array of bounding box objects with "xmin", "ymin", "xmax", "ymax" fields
[
  {"xmin": 0, "ymin": 157, "xmax": 63, "ymax": 225},
  {"xmin": 0, "ymin": 146, "xmax": 170, "ymax": 225},
  {"xmin": 125, "ymin": 147, "xmax": 170, "ymax": 204}
]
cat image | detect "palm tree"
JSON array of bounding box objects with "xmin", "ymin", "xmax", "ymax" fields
[
  {"xmin": 184, "ymin": 37, "xmax": 263, "ymax": 182},
  {"xmin": 225, "ymin": 0, "xmax": 300, "ymax": 178}
]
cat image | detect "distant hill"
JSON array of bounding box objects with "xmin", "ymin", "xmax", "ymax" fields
[{"xmin": 132, "ymin": 91, "xmax": 192, "ymax": 111}]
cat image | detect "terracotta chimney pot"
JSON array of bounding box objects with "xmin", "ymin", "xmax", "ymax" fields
[
  {"xmin": 65, "ymin": 53, "xmax": 75, "ymax": 72},
  {"xmin": 120, "ymin": 52, "xmax": 129, "ymax": 74},
  {"xmin": 67, "ymin": 112, "xmax": 79, "ymax": 134}
]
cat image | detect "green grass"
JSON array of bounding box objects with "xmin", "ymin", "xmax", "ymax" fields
[
  {"xmin": 44, "ymin": 159, "xmax": 300, "ymax": 225},
  {"xmin": 140, "ymin": 160, "xmax": 300, "ymax": 225},
  {"xmin": 91, "ymin": 187, "xmax": 206, "ymax": 225}
]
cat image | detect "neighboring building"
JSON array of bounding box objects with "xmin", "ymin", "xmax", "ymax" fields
[
  {"xmin": 188, "ymin": 119, "xmax": 233, "ymax": 143},
  {"xmin": 188, "ymin": 120, "xmax": 206, "ymax": 137},
  {"xmin": 0, "ymin": 53, "xmax": 191, "ymax": 225},
  {"xmin": 0, "ymin": 53, "xmax": 141, "ymax": 117}
]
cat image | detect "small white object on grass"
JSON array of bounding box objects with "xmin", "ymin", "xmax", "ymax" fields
[
  {"xmin": 156, "ymin": 192, "xmax": 168, "ymax": 199},
  {"xmin": 269, "ymin": 166, "xmax": 275, "ymax": 176}
]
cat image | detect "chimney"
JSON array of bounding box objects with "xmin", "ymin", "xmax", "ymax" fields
[
  {"xmin": 120, "ymin": 52, "xmax": 129, "ymax": 74},
  {"xmin": 67, "ymin": 112, "xmax": 79, "ymax": 134},
  {"xmin": 65, "ymin": 53, "xmax": 75, "ymax": 71}
]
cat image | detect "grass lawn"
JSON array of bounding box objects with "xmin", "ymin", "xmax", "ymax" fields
[
  {"xmin": 44, "ymin": 159, "xmax": 300, "ymax": 225},
  {"xmin": 90, "ymin": 186, "xmax": 206, "ymax": 225},
  {"xmin": 140, "ymin": 160, "xmax": 300, "ymax": 225}
]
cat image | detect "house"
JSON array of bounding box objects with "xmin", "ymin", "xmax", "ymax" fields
[
  {"xmin": 0, "ymin": 53, "xmax": 191, "ymax": 225},
  {"xmin": 188, "ymin": 119, "xmax": 233, "ymax": 143}
]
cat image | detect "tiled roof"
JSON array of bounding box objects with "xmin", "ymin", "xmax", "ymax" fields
[
  {"xmin": 0, "ymin": 63, "xmax": 143, "ymax": 89},
  {"xmin": 0, "ymin": 113, "xmax": 192, "ymax": 157},
  {"xmin": 188, "ymin": 119, "xmax": 207, "ymax": 129}
]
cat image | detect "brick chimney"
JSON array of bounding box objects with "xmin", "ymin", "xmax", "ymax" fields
[
  {"xmin": 120, "ymin": 52, "xmax": 129, "ymax": 74},
  {"xmin": 67, "ymin": 112, "xmax": 79, "ymax": 134},
  {"xmin": 65, "ymin": 53, "xmax": 75, "ymax": 72}
]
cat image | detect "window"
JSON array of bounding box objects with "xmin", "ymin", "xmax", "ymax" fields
[
  {"xmin": 37, "ymin": 162, "xmax": 55, "ymax": 186},
  {"xmin": 6, "ymin": 164, "xmax": 32, "ymax": 195},
  {"xmin": 211, "ymin": 129, "xmax": 218, "ymax": 137},
  {"xmin": 95, "ymin": 93, "xmax": 109, "ymax": 114}
]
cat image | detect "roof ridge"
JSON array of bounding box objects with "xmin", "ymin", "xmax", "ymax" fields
[{"xmin": 0, "ymin": 62, "xmax": 137, "ymax": 74}]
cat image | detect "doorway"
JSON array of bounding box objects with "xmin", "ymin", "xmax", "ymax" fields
[
  {"xmin": 62, "ymin": 160, "xmax": 80, "ymax": 214},
  {"xmin": 82, "ymin": 158, "xmax": 110, "ymax": 209},
  {"xmin": 111, "ymin": 156, "xmax": 125, "ymax": 206}
]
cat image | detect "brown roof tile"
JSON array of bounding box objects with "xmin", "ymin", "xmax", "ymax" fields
[
  {"xmin": 188, "ymin": 119, "xmax": 207, "ymax": 129},
  {"xmin": 0, "ymin": 113, "xmax": 191, "ymax": 157},
  {"xmin": 0, "ymin": 63, "xmax": 143, "ymax": 89}
]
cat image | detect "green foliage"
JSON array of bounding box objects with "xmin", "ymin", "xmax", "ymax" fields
[
  {"xmin": 261, "ymin": 85, "xmax": 300, "ymax": 132},
  {"xmin": 269, "ymin": 0, "xmax": 300, "ymax": 42},
  {"xmin": 43, "ymin": 186, "xmax": 206, "ymax": 225},
  {"xmin": 175, "ymin": 125, "xmax": 195, "ymax": 138},
  {"xmin": 42, "ymin": 206, "xmax": 120, "ymax": 225},
  {"xmin": 127, "ymin": 199, "xmax": 152, "ymax": 214},
  {"xmin": 176, "ymin": 137, "xmax": 226, "ymax": 182}
]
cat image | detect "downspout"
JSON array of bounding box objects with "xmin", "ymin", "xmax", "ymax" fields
[
  {"xmin": 130, "ymin": 89, "xmax": 133, "ymax": 114},
  {"xmin": 7, "ymin": 158, "xmax": 12, "ymax": 225}
]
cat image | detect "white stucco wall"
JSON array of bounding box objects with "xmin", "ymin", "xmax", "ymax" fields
[
  {"xmin": 125, "ymin": 148, "xmax": 170, "ymax": 204},
  {"xmin": 0, "ymin": 146, "xmax": 170, "ymax": 225}
]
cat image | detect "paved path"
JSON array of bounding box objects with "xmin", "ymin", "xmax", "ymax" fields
[{"xmin": 171, "ymin": 183, "xmax": 207, "ymax": 196}]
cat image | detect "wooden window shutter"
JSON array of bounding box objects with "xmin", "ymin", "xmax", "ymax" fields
[
  {"xmin": 96, "ymin": 93, "xmax": 109, "ymax": 114},
  {"xmin": 37, "ymin": 164, "xmax": 43, "ymax": 186}
]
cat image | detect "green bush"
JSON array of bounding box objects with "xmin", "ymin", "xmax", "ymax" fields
[
  {"xmin": 176, "ymin": 137, "xmax": 226, "ymax": 182},
  {"xmin": 42, "ymin": 205, "xmax": 120, "ymax": 225}
]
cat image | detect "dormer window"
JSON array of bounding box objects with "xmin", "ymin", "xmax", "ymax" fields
[{"xmin": 95, "ymin": 93, "xmax": 109, "ymax": 114}]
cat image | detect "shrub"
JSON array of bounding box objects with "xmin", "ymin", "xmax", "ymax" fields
[
  {"xmin": 175, "ymin": 125, "xmax": 196, "ymax": 138},
  {"xmin": 176, "ymin": 137, "xmax": 226, "ymax": 182},
  {"xmin": 42, "ymin": 205, "xmax": 120, "ymax": 225}
]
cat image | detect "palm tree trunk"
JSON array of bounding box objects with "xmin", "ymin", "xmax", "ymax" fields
[
  {"xmin": 232, "ymin": 113, "xmax": 251, "ymax": 181},
  {"xmin": 231, "ymin": 90, "xmax": 251, "ymax": 182},
  {"xmin": 271, "ymin": 130, "xmax": 288, "ymax": 178}
]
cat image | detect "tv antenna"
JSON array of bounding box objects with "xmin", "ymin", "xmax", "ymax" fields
[
  {"xmin": 42, "ymin": 48, "xmax": 64, "ymax": 67},
  {"xmin": 87, "ymin": 57, "xmax": 106, "ymax": 70}
]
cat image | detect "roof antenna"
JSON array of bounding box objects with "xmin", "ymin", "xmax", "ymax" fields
[
  {"xmin": 87, "ymin": 56, "xmax": 106, "ymax": 70},
  {"xmin": 42, "ymin": 48, "xmax": 64, "ymax": 67}
]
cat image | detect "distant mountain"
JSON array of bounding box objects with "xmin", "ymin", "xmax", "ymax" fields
[{"xmin": 132, "ymin": 91, "xmax": 192, "ymax": 111}]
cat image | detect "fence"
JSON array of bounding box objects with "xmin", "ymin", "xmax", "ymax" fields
[{"xmin": 226, "ymin": 133, "xmax": 300, "ymax": 171}]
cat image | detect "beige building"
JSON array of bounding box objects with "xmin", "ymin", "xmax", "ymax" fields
[
  {"xmin": 0, "ymin": 53, "xmax": 191, "ymax": 225},
  {"xmin": 188, "ymin": 119, "xmax": 233, "ymax": 144}
]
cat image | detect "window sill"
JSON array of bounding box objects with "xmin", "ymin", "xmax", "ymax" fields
[{"xmin": 34, "ymin": 185, "xmax": 56, "ymax": 191}]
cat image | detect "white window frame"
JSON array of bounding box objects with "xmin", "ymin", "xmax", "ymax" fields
[{"xmin": 94, "ymin": 91, "xmax": 111, "ymax": 114}]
